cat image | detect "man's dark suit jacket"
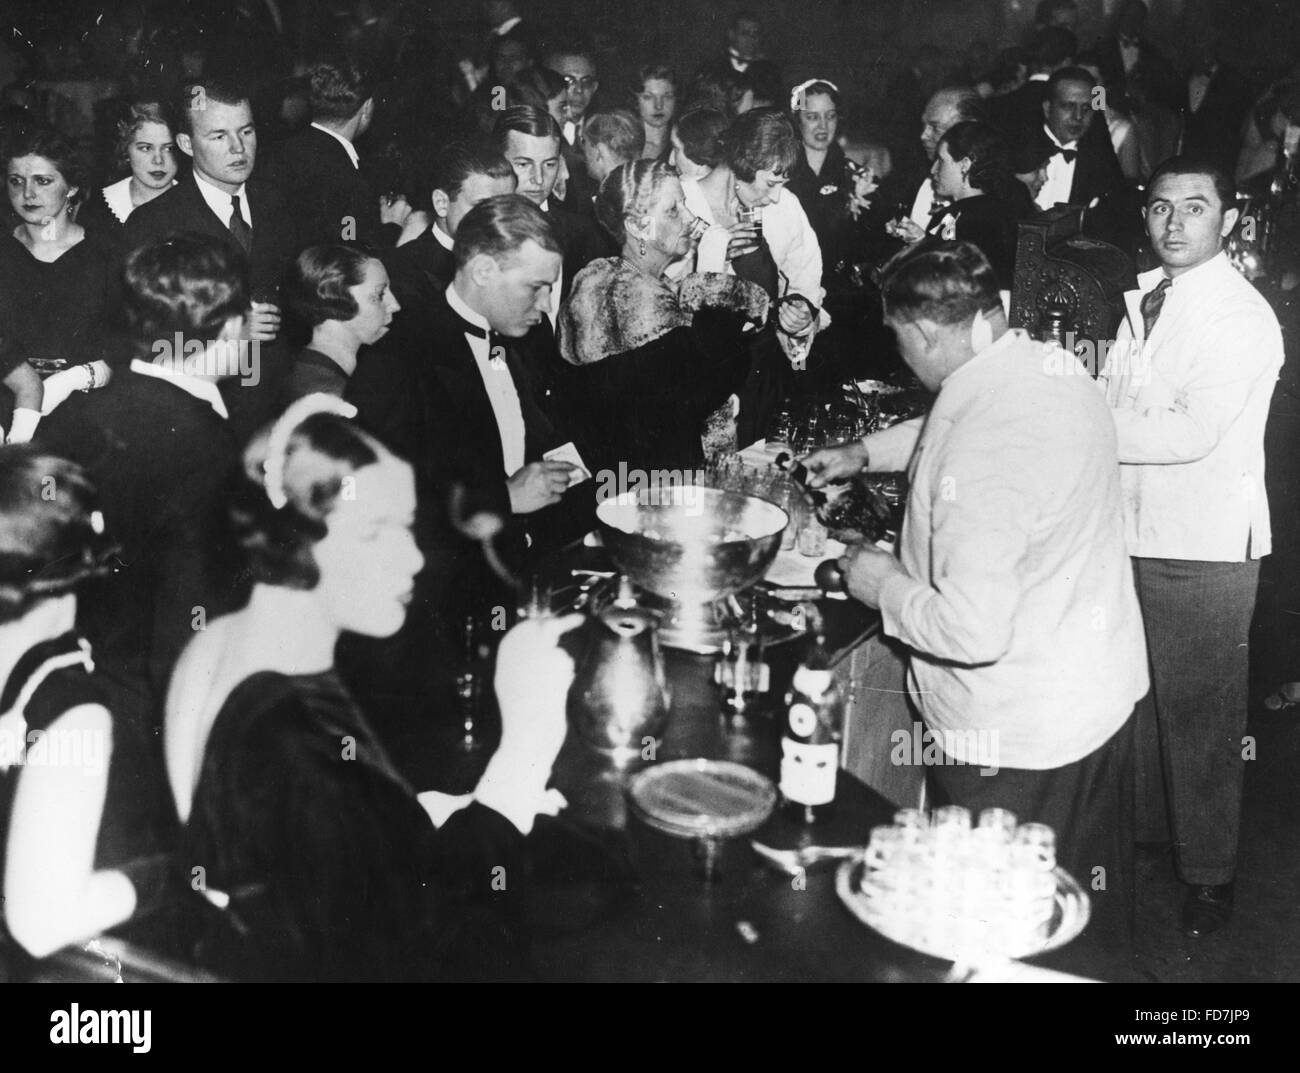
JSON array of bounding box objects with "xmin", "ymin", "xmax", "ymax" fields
[
  {"xmin": 123, "ymin": 176, "xmax": 303, "ymax": 443},
  {"xmin": 262, "ymin": 125, "xmax": 384, "ymax": 248},
  {"xmin": 544, "ymin": 198, "xmax": 608, "ymax": 303},
  {"xmin": 383, "ymin": 227, "xmax": 456, "ymax": 311},
  {"xmin": 1027, "ymin": 120, "xmax": 1126, "ymax": 208},
  {"xmin": 36, "ymin": 368, "xmax": 242, "ymax": 727},
  {"xmin": 123, "ymin": 175, "xmax": 301, "ymax": 296}
]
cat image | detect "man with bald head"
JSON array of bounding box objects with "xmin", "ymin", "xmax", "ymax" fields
[{"xmin": 888, "ymin": 87, "xmax": 983, "ymax": 236}]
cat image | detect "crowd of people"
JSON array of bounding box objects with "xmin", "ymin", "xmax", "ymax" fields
[{"xmin": 0, "ymin": 0, "xmax": 1294, "ymax": 981}]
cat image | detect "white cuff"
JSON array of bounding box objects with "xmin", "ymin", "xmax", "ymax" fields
[
  {"xmin": 7, "ymin": 408, "xmax": 41, "ymax": 444},
  {"xmin": 473, "ymin": 750, "xmax": 567, "ymax": 835}
]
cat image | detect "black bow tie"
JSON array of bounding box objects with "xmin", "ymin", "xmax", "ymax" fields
[
  {"xmin": 1051, "ymin": 146, "xmax": 1078, "ymax": 163},
  {"xmin": 453, "ymin": 311, "xmax": 492, "ymax": 341}
]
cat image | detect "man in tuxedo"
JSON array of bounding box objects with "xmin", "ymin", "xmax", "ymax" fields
[
  {"xmin": 124, "ymin": 75, "xmax": 301, "ymax": 441},
  {"xmin": 493, "ymin": 105, "xmax": 607, "ymax": 309},
  {"xmin": 36, "ymin": 234, "xmax": 247, "ymax": 727},
  {"xmin": 347, "ymin": 195, "xmax": 587, "ymax": 646},
  {"xmin": 1029, "ymin": 67, "xmax": 1126, "ymax": 211},
  {"xmin": 261, "ymin": 52, "xmax": 385, "ymax": 248},
  {"xmin": 492, "ymin": 106, "xmax": 607, "ymax": 422},
  {"xmin": 541, "ymin": 38, "xmax": 602, "ymax": 210},
  {"xmin": 385, "ymin": 140, "xmax": 517, "ymax": 310}
]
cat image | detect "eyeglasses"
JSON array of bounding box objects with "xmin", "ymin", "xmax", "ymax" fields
[{"xmin": 561, "ymin": 75, "xmax": 598, "ymax": 91}]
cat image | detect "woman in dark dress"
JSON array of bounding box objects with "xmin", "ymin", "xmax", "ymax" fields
[
  {"xmin": 922, "ymin": 120, "xmax": 1036, "ymax": 290},
  {"xmin": 280, "ymin": 245, "xmax": 401, "ymax": 408},
  {"xmin": 0, "ymin": 449, "xmax": 174, "ymax": 966},
  {"xmin": 76, "ymin": 100, "xmax": 179, "ymax": 236},
  {"xmin": 0, "ymin": 125, "xmax": 119, "ymax": 443},
  {"xmin": 785, "ymin": 80, "xmax": 878, "ymax": 289},
  {"xmin": 558, "ymin": 160, "xmax": 768, "ymax": 474},
  {"xmin": 164, "ymin": 398, "xmax": 582, "ymax": 981},
  {"xmin": 634, "ymin": 64, "xmax": 678, "ymax": 164}
]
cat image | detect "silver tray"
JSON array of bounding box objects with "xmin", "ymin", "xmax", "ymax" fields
[{"xmin": 835, "ymin": 856, "xmax": 1091, "ymax": 962}]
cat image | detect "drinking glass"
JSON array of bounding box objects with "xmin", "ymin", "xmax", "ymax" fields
[{"xmin": 796, "ymin": 512, "xmax": 827, "ymax": 557}]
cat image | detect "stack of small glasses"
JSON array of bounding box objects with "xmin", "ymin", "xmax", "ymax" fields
[{"xmin": 858, "ymin": 806, "xmax": 1059, "ymax": 958}]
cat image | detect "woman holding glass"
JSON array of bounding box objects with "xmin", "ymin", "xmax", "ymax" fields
[
  {"xmin": 558, "ymin": 160, "xmax": 768, "ymax": 473},
  {"xmin": 164, "ymin": 397, "xmax": 583, "ymax": 981},
  {"xmin": 679, "ymin": 109, "xmax": 827, "ymax": 448}
]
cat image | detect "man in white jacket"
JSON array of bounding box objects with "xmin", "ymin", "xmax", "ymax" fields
[
  {"xmin": 1099, "ymin": 156, "xmax": 1283, "ymax": 938},
  {"xmin": 805, "ymin": 242, "xmax": 1149, "ymax": 976}
]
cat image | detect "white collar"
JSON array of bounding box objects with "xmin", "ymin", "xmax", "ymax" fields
[
  {"xmin": 493, "ymin": 15, "xmax": 522, "ymax": 35},
  {"xmin": 1029, "ymin": 72, "xmax": 1050, "ymax": 82},
  {"xmin": 432, "ymin": 221, "xmax": 454, "ymax": 251},
  {"xmin": 129, "ymin": 359, "xmax": 229, "ymax": 418},
  {"xmin": 103, "ymin": 176, "xmax": 179, "ymax": 223},
  {"xmin": 311, "ymin": 121, "xmax": 360, "ymax": 169},
  {"xmin": 1044, "ymin": 124, "xmax": 1078, "ymax": 151},
  {"xmin": 729, "ymin": 50, "xmax": 750, "ymax": 72},
  {"xmin": 943, "ymin": 327, "xmax": 1025, "ymax": 387},
  {"xmin": 102, "ymin": 177, "xmax": 135, "ymax": 224},
  {"xmin": 446, "ymin": 282, "xmax": 491, "ymax": 334},
  {"xmin": 1138, "ymin": 250, "xmax": 1231, "ymax": 295},
  {"xmin": 192, "ymin": 170, "xmax": 249, "ymax": 224}
]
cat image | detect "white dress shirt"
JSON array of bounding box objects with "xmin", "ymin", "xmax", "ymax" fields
[
  {"xmin": 129, "ymin": 359, "xmax": 229, "ymax": 419},
  {"xmin": 1035, "ymin": 125, "xmax": 1078, "ymax": 209},
  {"xmin": 909, "ymin": 178, "xmax": 937, "ymax": 228},
  {"xmin": 310, "ymin": 121, "xmax": 359, "ymax": 169},
  {"xmin": 538, "ymin": 199, "xmax": 563, "ymax": 324},
  {"xmin": 679, "ymin": 177, "xmax": 828, "ymax": 328},
  {"xmin": 193, "ymin": 170, "xmax": 250, "ymax": 228},
  {"xmin": 1100, "ymin": 252, "xmax": 1283, "ymax": 561},
  {"xmin": 445, "ymin": 284, "xmax": 526, "ymax": 476},
  {"xmin": 492, "ymin": 15, "xmax": 523, "ymax": 35},
  {"xmin": 878, "ymin": 329, "xmax": 1148, "ymax": 770}
]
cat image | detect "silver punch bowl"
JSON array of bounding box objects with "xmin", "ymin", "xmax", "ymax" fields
[{"xmin": 595, "ymin": 486, "xmax": 789, "ymax": 650}]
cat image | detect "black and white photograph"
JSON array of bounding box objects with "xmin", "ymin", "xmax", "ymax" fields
[{"xmin": 0, "ymin": 0, "xmax": 1297, "ymax": 1042}]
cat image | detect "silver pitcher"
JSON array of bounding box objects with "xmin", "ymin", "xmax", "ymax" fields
[{"xmin": 569, "ymin": 602, "xmax": 670, "ymax": 768}]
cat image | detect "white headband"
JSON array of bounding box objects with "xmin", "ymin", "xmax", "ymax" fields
[
  {"xmin": 790, "ymin": 79, "xmax": 839, "ymax": 113},
  {"xmin": 263, "ymin": 394, "xmax": 358, "ymax": 510}
]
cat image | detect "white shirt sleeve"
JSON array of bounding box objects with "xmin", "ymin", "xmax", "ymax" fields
[{"xmin": 766, "ymin": 189, "xmax": 828, "ymax": 327}]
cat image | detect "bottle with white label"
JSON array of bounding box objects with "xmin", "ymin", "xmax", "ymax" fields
[{"xmin": 779, "ymin": 608, "xmax": 843, "ymax": 825}]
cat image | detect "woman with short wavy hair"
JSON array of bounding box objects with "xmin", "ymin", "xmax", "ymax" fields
[
  {"xmin": 79, "ymin": 101, "xmax": 179, "ymax": 233},
  {"xmin": 164, "ymin": 400, "xmax": 584, "ymax": 981},
  {"xmin": 0, "ymin": 124, "xmax": 119, "ymax": 444},
  {"xmin": 558, "ymin": 159, "xmax": 767, "ymax": 472},
  {"xmin": 678, "ymin": 108, "xmax": 828, "ymax": 447},
  {"xmin": 921, "ymin": 120, "xmax": 1035, "ymax": 289},
  {"xmin": 280, "ymin": 244, "xmax": 400, "ymax": 405}
]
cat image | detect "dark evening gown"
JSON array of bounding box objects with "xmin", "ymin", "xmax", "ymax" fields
[
  {"xmin": 558, "ymin": 257, "xmax": 766, "ymax": 474},
  {"xmin": 183, "ymin": 669, "xmax": 531, "ymax": 982},
  {"xmin": 0, "ymin": 634, "xmax": 176, "ymax": 977},
  {"xmin": 923, "ymin": 188, "xmax": 1037, "ymax": 291},
  {"xmin": 0, "ymin": 230, "xmax": 125, "ymax": 379}
]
